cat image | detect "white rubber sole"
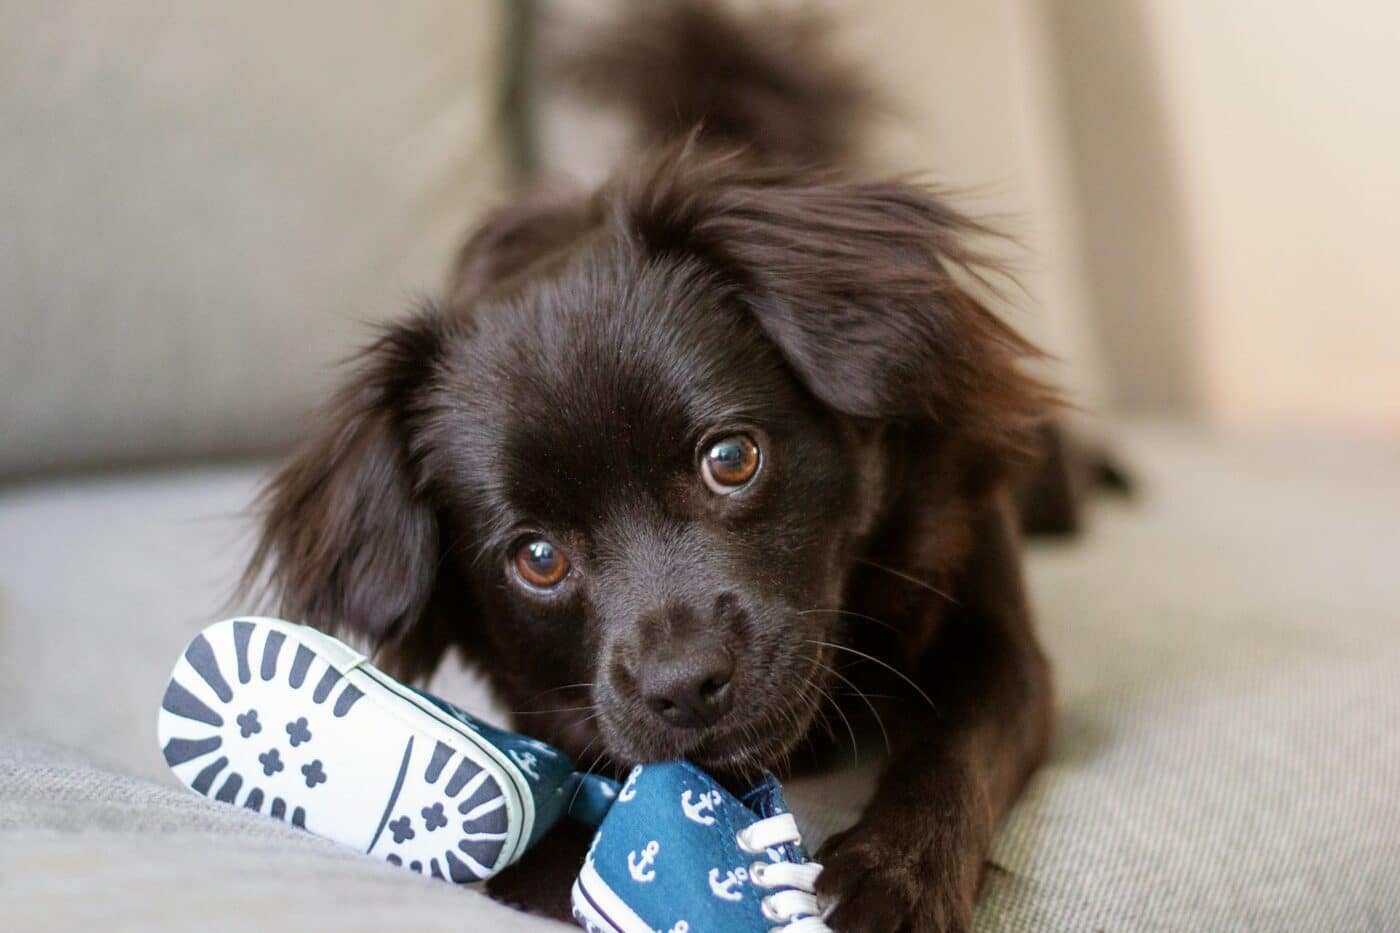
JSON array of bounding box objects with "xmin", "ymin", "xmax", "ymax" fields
[
  {"xmin": 571, "ymin": 859, "xmax": 654, "ymax": 933},
  {"xmin": 157, "ymin": 617, "xmax": 532, "ymax": 881}
]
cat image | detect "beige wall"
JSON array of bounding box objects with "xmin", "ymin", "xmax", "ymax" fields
[
  {"xmin": 1143, "ymin": 0, "xmax": 1400, "ymax": 431},
  {"xmin": 1051, "ymin": 0, "xmax": 1400, "ymax": 430}
]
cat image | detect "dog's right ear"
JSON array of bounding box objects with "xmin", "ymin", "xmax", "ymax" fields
[{"xmin": 243, "ymin": 308, "xmax": 456, "ymax": 682}]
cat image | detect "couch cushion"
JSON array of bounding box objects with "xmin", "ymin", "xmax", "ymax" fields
[
  {"xmin": 2, "ymin": 424, "xmax": 1398, "ymax": 929},
  {"xmin": 0, "ymin": 734, "xmax": 564, "ymax": 932},
  {"xmin": 979, "ymin": 426, "xmax": 1400, "ymax": 929},
  {"xmin": 0, "ymin": 1, "xmax": 504, "ymax": 476}
]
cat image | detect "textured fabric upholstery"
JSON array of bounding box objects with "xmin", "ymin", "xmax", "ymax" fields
[
  {"xmin": 0, "ymin": 1, "xmax": 504, "ymax": 476},
  {"xmin": 3, "ymin": 424, "xmax": 1397, "ymax": 929},
  {"xmin": 0, "ymin": 735, "xmax": 559, "ymax": 932}
]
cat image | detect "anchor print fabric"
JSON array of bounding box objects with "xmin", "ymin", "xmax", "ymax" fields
[{"xmin": 572, "ymin": 762, "xmax": 825, "ymax": 932}]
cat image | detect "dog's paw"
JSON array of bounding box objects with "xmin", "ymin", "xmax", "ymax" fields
[{"xmin": 816, "ymin": 825, "xmax": 975, "ymax": 933}]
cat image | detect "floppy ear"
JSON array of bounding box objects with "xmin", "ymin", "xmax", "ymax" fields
[
  {"xmin": 243, "ymin": 308, "xmax": 458, "ymax": 682},
  {"xmin": 617, "ymin": 150, "xmax": 1055, "ymax": 469}
]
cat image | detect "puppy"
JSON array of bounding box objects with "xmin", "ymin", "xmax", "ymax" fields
[{"xmin": 247, "ymin": 4, "xmax": 1058, "ymax": 929}]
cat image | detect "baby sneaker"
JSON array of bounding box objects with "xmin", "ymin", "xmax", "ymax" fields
[
  {"xmin": 157, "ymin": 617, "xmax": 615, "ymax": 881},
  {"xmin": 572, "ymin": 762, "xmax": 831, "ymax": 933}
]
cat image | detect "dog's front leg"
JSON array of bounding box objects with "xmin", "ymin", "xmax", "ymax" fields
[{"xmin": 817, "ymin": 495, "xmax": 1053, "ymax": 933}]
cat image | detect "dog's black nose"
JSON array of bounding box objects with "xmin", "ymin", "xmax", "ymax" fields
[{"xmin": 639, "ymin": 647, "xmax": 735, "ymax": 729}]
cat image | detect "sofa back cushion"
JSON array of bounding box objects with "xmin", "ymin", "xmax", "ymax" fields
[{"xmin": 1, "ymin": 1, "xmax": 503, "ymax": 476}]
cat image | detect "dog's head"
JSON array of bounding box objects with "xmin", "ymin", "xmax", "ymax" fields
[{"xmin": 247, "ymin": 150, "xmax": 1047, "ymax": 776}]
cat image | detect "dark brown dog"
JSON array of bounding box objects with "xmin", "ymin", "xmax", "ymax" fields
[{"xmin": 246, "ymin": 4, "xmax": 1065, "ymax": 929}]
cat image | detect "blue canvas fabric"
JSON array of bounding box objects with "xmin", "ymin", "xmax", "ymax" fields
[{"xmin": 572, "ymin": 762, "xmax": 830, "ymax": 933}]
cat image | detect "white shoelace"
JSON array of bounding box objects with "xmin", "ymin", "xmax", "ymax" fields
[{"xmin": 735, "ymin": 814, "xmax": 832, "ymax": 933}]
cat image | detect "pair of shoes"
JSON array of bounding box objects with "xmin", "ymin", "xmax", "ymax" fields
[
  {"xmin": 574, "ymin": 762, "xmax": 832, "ymax": 932},
  {"xmin": 158, "ymin": 618, "xmax": 830, "ymax": 932},
  {"xmin": 157, "ymin": 616, "xmax": 605, "ymax": 882}
]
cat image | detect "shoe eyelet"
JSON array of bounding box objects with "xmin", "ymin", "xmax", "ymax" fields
[
  {"xmin": 750, "ymin": 861, "xmax": 771, "ymax": 886},
  {"xmin": 761, "ymin": 895, "xmax": 783, "ymax": 922},
  {"xmin": 736, "ymin": 829, "xmax": 762, "ymax": 854}
]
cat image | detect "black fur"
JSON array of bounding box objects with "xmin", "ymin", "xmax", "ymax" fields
[{"xmin": 247, "ymin": 4, "xmax": 1064, "ymax": 929}]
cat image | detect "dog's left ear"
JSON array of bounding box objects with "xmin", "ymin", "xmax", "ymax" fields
[
  {"xmin": 242, "ymin": 308, "xmax": 464, "ymax": 683},
  {"xmin": 620, "ymin": 153, "xmax": 1054, "ymax": 468}
]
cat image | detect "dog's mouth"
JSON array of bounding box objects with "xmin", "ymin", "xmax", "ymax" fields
[
  {"xmin": 597, "ymin": 642, "xmax": 833, "ymax": 779},
  {"xmin": 683, "ymin": 717, "xmax": 811, "ymax": 776},
  {"xmin": 604, "ymin": 708, "xmax": 814, "ymax": 779}
]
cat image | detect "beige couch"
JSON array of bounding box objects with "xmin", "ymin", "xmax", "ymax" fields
[
  {"xmin": 4, "ymin": 3, "xmax": 1397, "ymax": 930},
  {"xmin": 6, "ymin": 425, "xmax": 1399, "ymax": 930}
]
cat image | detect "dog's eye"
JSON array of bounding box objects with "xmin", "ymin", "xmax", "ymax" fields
[
  {"xmin": 701, "ymin": 434, "xmax": 761, "ymax": 493},
  {"xmin": 513, "ymin": 538, "xmax": 570, "ymax": 589}
]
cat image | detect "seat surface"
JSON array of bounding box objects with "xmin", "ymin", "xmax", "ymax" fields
[{"xmin": 3, "ymin": 422, "xmax": 1397, "ymax": 930}]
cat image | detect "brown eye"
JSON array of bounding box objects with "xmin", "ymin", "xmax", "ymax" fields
[
  {"xmin": 701, "ymin": 434, "xmax": 761, "ymax": 493},
  {"xmin": 513, "ymin": 538, "xmax": 569, "ymax": 589}
]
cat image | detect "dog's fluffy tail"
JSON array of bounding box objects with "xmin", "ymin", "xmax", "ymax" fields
[{"xmin": 559, "ymin": 0, "xmax": 871, "ymax": 166}]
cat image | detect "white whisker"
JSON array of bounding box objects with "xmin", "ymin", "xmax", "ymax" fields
[
  {"xmin": 805, "ymin": 638, "xmax": 937, "ymax": 713},
  {"xmin": 852, "ymin": 557, "xmax": 959, "ymax": 605}
]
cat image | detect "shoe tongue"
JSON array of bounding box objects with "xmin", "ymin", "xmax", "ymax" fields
[
  {"xmin": 737, "ymin": 772, "xmax": 806, "ymax": 864},
  {"xmin": 738, "ymin": 772, "xmax": 789, "ymax": 819}
]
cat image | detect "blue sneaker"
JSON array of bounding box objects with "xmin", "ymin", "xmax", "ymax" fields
[
  {"xmin": 157, "ymin": 617, "xmax": 617, "ymax": 881},
  {"xmin": 571, "ymin": 762, "xmax": 832, "ymax": 933}
]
